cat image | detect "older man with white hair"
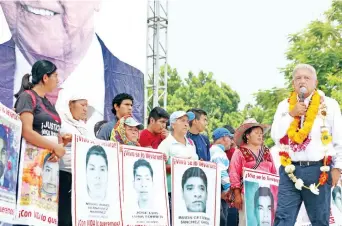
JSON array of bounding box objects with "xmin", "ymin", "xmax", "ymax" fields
[{"xmin": 271, "ymin": 64, "xmax": 342, "ymax": 226}]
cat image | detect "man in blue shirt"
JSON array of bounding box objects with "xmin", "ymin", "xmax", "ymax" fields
[{"xmin": 186, "ymin": 108, "xmax": 211, "ymax": 161}]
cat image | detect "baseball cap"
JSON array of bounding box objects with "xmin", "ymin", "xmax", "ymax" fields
[
  {"xmin": 169, "ymin": 111, "xmax": 195, "ymax": 124},
  {"xmin": 124, "ymin": 116, "xmax": 144, "ymax": 130},
  {"xmin": 212, "ymin": 128, "xmax": 233, "ymax": 141}
]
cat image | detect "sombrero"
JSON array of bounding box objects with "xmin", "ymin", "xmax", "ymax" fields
[{"xmin": 234, "ymin": 118, "xmax": 270, "ymax": 147}]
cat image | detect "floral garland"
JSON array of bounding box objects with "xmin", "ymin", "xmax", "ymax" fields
[
  {"xmin": 287, "ymin": 90, "xmax": 320, "ymax": 144},
  {"xmin": 279, "ymin": 90, "xmax": 333, "ymax": 195}
]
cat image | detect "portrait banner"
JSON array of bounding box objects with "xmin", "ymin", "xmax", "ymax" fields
[
  {"xmin": 243, "ymin": 168, "xmax": 279, "ymax": 226},
  {"xmin": 121, "ymin": 145, "xmax": 169, "ymax": 226},
  {"xmin": 0, "ymin": 103, "xmax": 21, "ymax": 224},
  {"xmin": 15, "ymin": 137, "xmax": 59, "ymax": 226},
  {"xmin": 72, "ymin": 134, "xmax": 122, "ymax": 226},
  {"xmin": 171, "ymin": 158, "xmax": 220, "ymax": 226}
]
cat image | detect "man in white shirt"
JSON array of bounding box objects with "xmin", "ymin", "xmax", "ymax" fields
[
  {"xmin": 157, "ymin": 110, "xmax": 198, "ymax": 225},
  {"xmin": 271, "ymin": 64, "xmax": 342, "ymax": 226}
]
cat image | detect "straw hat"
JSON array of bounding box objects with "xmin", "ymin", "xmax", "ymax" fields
[{"xmin": 233, "ymin": 118, "xmax": 270, "ymax": 147}]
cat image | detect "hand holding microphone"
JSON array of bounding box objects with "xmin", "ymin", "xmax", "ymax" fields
[{"xmin": 289, "ymin": 87, "xmax": 307, "ymax": 117}]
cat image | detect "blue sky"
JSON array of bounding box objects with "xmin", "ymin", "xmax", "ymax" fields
[{"xmin": 168, "ymin": 0, "xmax": 332, "ymax": 109}]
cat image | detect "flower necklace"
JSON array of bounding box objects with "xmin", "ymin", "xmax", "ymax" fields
[
  {"xmin": 279, "ymin": 91, "xmax": 332, "ymax": 195},
  {"xmin": 287, "ymin": 90, "xmax": 320, "ymax": 144}
]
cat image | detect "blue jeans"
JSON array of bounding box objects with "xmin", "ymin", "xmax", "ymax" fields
[
  {"xmin": 274, "ymin": 164, "xmax": 331, "ymax": 226},
  {"xmin": 227, "ymin": 206, "xmax": 238, "ymax": 226}
]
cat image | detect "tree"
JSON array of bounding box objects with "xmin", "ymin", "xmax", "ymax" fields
[
  {"xmin": 282, "ymin": 0, "xmax": 342, "ymax": 106},
  {"xmin": 165, "ymin": 67, "xmax": 243, "ymax": 139}
]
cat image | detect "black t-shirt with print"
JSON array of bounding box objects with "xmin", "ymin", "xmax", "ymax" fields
[{"xmin": 14, "ymin": 90, "xmax": 61, "ymax": 136}]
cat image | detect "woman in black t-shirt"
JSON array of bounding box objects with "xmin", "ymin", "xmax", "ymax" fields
[
  {"xmin": 14, "ymin": 60, "xmax": 66, "ymax": 159},
  {"xmin": 13, "ymin": 60, "xmax": 66, "ymax": 226}
]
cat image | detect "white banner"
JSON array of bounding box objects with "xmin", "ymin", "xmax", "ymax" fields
[
  {"xmin": 0, "ymin": 103, "xmax": 21, "ymax": 225},
  {"xmin": 121, "ymin": 145, "xmax": 169, "ymax": 226},
  {"xmin": 171, "ymin": 158, "xmax": 220, "ymax": 226},
  {"xmin": 243, "ymin": 168, "xmax": 279, "ymax": 226},
  {"xmin": 72, "ymin": 134, "xmax": 122, "ymax": 226}
]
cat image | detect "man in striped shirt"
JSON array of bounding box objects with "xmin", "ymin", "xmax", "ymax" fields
[{"xmin": 210, "ymin": 127, "xmax": 233, "ymax": 226}]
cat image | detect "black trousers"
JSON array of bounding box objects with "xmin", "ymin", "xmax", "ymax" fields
[{"xmin": 58, "ymin": 170, "xmax": 72, "ymax": 226}]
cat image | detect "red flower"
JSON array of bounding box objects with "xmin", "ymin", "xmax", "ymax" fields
[
  {"xmin": 325, "ymin": 156, "xmax": 332, "ymax": 165},
  {"xmin": 279, "ymin": 151, "xmax": 289, "ymax": 158},
  {"xmin": 280, "ymin": 135, "xmax": 289, "ymax": 145},
  {"xmin": 319, "ymin": 172, "xmax": 328, "ymax": 185},
  {"xmin": 7, "ymin": 160, "xmax": 11, "ymax": 170}
]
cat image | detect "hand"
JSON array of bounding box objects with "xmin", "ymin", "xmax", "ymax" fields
[
  {"xmin": 234, "ymin": 193, "xmax": 243, "ymax": 210},
  {"xmin": 289, "ymin": 102, "xmax": 307, "ymax": 117},
  {"xmin": 331, "ymin": 168, "xmax": 341, "ymax": 186},
  {"xmin": 221, "ymin": 192, "xmax": 228, "ymax": 201},
  {"xmin": 53, "ymin": 143, "xmax": 66, "ymax": 158},
  {"xmin": 163, "ymin": 153, "xmax": 168, "ymax": 162},
  {"xmin": 200, "ymin": 158, "xmax": 204, "ymax": 161},
  {"xmin": 47, "ymin": 152, "xmax": 59, "ymax": 162},
  {"xmin": 161, "ymin": 129, "xmax": 169, "ymax": 139},
  {"xmin": 61, "ymin": 133, "xmax": 72, "ymax": 146}
]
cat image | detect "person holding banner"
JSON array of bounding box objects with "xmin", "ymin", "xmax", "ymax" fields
[
  {"xmin": 158, "ymin": 110, "xmax": 198, "ymax": 225},
  {"xmin": 110, "ymin": 114, "xmax": 143, "ymax": 146},
  {"xmin": 229, "ymin": 118, "xmax": 276, "ymax": 226},
  {"xmin": 271, "ymin": 64, "xmax": 342, "ymax": 226},
  {"xmin": 57, "ymin": 92, "xmax": 92, "ymax": 226},
  {"xmin": 210, "ymin": 127, "xmax": 233, "ymax": 226},
  {"xmin": 13, "ymin": 60, "xmax": 67, "ymax": 226}
]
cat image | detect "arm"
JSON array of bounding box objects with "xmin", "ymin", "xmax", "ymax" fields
[
  {"xmin": 331, "ymin": 99, "xmax": 342, "ymax": 170},
  {"xmin": 271, "ymin": 100, "xmax": 294, "ymax": 143},
  {"xmin": 228, "ymin": 149, "xmax": 243, "ymax": 189},
  {"xmin": 211, "ymin": 151, "xmax": 230, "ymax": 192}
]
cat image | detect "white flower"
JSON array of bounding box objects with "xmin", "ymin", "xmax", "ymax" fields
[
  {"xmin": 285, "ymin": 164, "xmax": 295, "ymax": 174},
  {"xmin": 289, "ymin": 173, "xmax": 297, "ymax": 183},
  {"xmin": 320, "ymin": 166, "xmax": 330, "ymax": 172},
  {"xmin": 309, "ymin": 184, "xmax": 320, "ymax": 195},
  {"xmin": 33, "ymin": 166, "xmax": 41, "ymax": 176},
  {"xmin": 318, "ymin": 90, "xmax": 325, "ymax": 97},
  {"xmin": 295, "ymin": 178, "xmax": 304, "ymax": 190}
]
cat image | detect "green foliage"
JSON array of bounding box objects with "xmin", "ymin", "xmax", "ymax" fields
[
  {"xmin": 164, "ymin": 66, "xmax": 243, "ymax": 139},
  {"xmin": 282, "ymin": 0, "xmax": 342, "ymax": 107}
]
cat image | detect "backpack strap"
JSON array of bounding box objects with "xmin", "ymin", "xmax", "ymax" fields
[
  {"xmin": 187, "ymin": 138, "xmax": 194, "ymax": 146},
  {"xmin": 24, "ymin": 90, "xmax": 37, "ymax": 110}
]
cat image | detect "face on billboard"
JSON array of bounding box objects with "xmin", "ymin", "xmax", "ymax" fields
[
  {"xmin": 182, "ymin": 176, "xmax": 207, "ymax": 212},
  {"xmin": 0, "ymin": 1, "xmax": 100, "ymax": 66},
  {"xmin": 256, "ymin": 196, "xmax": 272, "ymax": 226}
]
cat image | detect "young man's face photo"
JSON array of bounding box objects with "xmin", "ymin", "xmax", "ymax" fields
[
  {"xmin": 182, "ymin": 176, "xmax": 207, "ymax": 212},
  {"xmin": 133, "ymin": 166, "xmax": 153, "ymax": 202},
  {"xmin": 256, "ymin": 196, "xmax": 272, "ymax": 226}
]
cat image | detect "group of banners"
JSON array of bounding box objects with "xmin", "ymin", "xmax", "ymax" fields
[{"xmin": 0, "ymin": 103, "xmax": 341, "ymax": 226}]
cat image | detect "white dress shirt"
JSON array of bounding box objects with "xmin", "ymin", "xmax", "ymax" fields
[{"xmin": 271, "ymin": 92, "xmax": 342, "ymax": 170}]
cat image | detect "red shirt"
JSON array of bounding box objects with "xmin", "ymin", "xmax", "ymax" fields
[
  {"xmin": 225, "ymin": 147, "xmax": 236, "ymax": 161},
  {"xmin": 139, "ymin": 129, "xmax": 165, "ymax": 149}
]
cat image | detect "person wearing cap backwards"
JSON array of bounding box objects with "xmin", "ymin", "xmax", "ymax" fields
[
  {"xmin": 210, "ymin": 128, "xmax": 233, "ymax": 226},
  {"xmin": 271, "ymin": 64, "xmax": 342, "ymax": 226},
  {"xmin": 57, "ymin": 91, "xmax": 93, "ymax": 226},
  {"xmin": 229, "ymin": 118, "xmax": 277, "ymax": 226},
  {"xmin": 110, "ymin": 115, "xmax": 143, "ymax": 146},
  {"xmin": 157, "ymin": 110, "xmax": 198, "ymax": 224},
  {"xmin": 139, "ymin": 107, "xmax": 170, "ymax": 149},
  {"xmin": 186, "ymin": 108, "xmax": 211, "ymax": 161}
]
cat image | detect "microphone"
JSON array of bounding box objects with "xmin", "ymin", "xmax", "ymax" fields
[
  {"xmin": 299, "ymin": 87, "xmax": 307, "ymax": 128},
  {"xmin": 299, "ymin": 87, "xmax": 307, "ymax": 102}
]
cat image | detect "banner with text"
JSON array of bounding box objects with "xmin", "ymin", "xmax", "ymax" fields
[
  {"xmin": 15, "ymin": 136, "xmax": 59, "ymax": 226},
  {"xmin": 72, "ymin": 134, "xmax": 122, "ymax": 226},
  {"xmin": 243, "ymin": 168, "xmax": 279, "ymax": 226},
  {"xmin": 171, "ymin": 158, "xmax": 220, "ymax": 226},
  {"xmin": 121, "ymin": 146, "xmax": 169, "ymax": 226},
  {"xmin": 0, "ymin": 103, "xmax": 21, "ymax": 224}
]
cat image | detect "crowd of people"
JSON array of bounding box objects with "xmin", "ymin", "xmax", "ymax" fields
[{"xmin": 9, "ymin": 59, "xmax": 342, "ymax": 226}]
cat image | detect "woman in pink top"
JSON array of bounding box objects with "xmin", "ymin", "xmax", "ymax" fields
[{"xmin": 229, "ymin": 118, "xmax": 277, "ymax": 226}]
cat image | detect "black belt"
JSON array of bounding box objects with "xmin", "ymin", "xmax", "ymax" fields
[{"xmin": 292, "ymin": 159, "xmax": 324, "ymax": 167}]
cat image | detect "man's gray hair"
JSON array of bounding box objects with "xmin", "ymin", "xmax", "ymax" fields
[{"xmin": 292, "ymin": 64, "xmax": 317, "ymax": 80}]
